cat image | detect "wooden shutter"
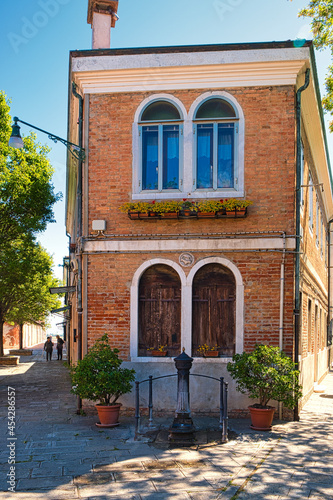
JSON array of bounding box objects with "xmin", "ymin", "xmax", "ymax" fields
[
  {"xmin": 192, "ymin": 264, "xmax": 235, "ymax": 356},
  {"xmin": 138, "ymin": 265, "xmax": 181, "ymax": 356}
]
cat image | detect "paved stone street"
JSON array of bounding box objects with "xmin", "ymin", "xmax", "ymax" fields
[{"xmin": 0, "ymin": 346, "xmax": 332, "ymax": 499}]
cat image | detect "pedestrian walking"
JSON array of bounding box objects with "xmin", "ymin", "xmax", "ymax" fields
[
  {"xmin": 44, "ymin": 337, "xmax": 54, "ymax": 361},
  {"xmin": 56, "ymin": 335, "xmax": 65, "ymax": 360}
]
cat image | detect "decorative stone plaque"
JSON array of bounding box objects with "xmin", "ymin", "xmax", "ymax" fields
[{"xmin": 179, "ymin": 253, "xmax": 195, "ymax": 267}]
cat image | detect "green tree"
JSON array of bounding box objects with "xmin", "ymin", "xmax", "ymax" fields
[
  {"xmin": 0, "ymin": 91, "xmax": 62, "ymax": 356},
  {"xmin": 295, "ymin": 1, "xmax": 333, "ymax": 131},
  {"xmin": 6, "ymin": 250, "xmax": 62, "ymax": 350},
  {"xmin": 0, "ymin": 91, "xmax": 61, "ymax": 242},
  {"xmin": 0, "ymin": 239, "xmax": 61, "ymax": 356}
]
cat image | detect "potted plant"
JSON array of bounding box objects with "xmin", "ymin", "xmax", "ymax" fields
[
  {"xmin": 227, "ymin": 344, "xmax": 302, "ymax": 430},
  {"xmin": 179, "ymin": 199, "xmax": 198, "ymax": 217},
  {"xmin": 147, "ymin": 345, "xmax": 168, "ymax": 356},
  {"xmin": 197, "ymin": 343, "xmax": 220, "ymax": 357},
  {"xmin": 70, "ymin": 335, "xmax": 136, "ymax": 427},
  {"xmin": 150, "ymin": 200, "xmax": 182, "ymax": 218},
  {"xmin": 219, "ymin": 198, "xmax": 253, "ymax": 217},
  {"xmin": 196, "ymin": 200, "xmax": 221, "ymax": 218}
]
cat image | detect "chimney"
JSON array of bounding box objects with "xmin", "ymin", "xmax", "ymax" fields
[{"xmin": 87, "ymin": 0, "xmax": 119, "ymax": 49}]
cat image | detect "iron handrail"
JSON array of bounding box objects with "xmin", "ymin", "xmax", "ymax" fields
[{"xmin": 134, "ymin": 372, "xmax": 228, "ymax": 443}]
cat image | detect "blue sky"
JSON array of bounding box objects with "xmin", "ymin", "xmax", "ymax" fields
[{"xmin": 0, "ymin": 0, "xmax": 332, "ymax": 283}]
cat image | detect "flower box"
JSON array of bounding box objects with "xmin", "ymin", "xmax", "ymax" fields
[
  {"xmin": 149, "ymin": 350, "xmax": 167, "ymax": 357},
  {"xmin": 204, "ymin": 351, "xmax": 219, "ymax": 357},
  {"xmin": 128, "ymin": 211, "xmax": 140, "ymax": 220},
  {"xmin": 160, "ymin": 212, "xmax": 178, "ymax": 219},
  {"xmin": 197, "ymin": 211, "xmax": 216, "ymax": 219},
  {"xmin": 216, "ymin": 208, "xmax": 247, "ymax": 218},
  {"xmin": 179, "ymin": 209, "xmax": 197, "ymax": 218}
]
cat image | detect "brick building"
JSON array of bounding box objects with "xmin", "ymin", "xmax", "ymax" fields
[{"xmin": 65, "ymin": 0, "xmax": 333, "ymax": 415}]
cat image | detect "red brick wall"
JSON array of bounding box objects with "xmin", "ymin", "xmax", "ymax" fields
[
  {"xmin": 3, "ymin": 324, "xmax": 20, "ymax": 349},
  {"xmin": 87, "ymin": 86, "xmax": 297, "ymax": 237},
  {"xmin": 86, "ymin": 251, "xmax": 295, "ymax": 358},
  {"xmin": 84, "ymin": 85, "xmax": 300, "ymax": 357}
]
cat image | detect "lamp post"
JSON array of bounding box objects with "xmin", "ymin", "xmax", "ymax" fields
[
  {"xmin": 8, "ymin": 113, "xmax": 85, "ymax": 392},
  {"xmin": 9, "ymin": 116, "xmax": 85, "ymax": 162}
]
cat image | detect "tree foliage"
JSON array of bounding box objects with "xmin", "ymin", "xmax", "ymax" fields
[
  {"xmin": 296, "ymin": 0, "xmax": 333, "ymax": 131},
  {"xmin": 5, "ymin": 244, "xmax": 61, "ymax": 329},
  {"xmin": 0, "ymin": 91, "xmax": 61, "ymax": 242},
  {"xmin": 0, "ymin": 238, "xmax": 61, "ymax": 355},
  {"xmin": 0, "ymin": 91, "xmax": 62, "ymax": 356},
  {"xmin": 227, "ymin": 344, "xmax": 302, "ymax": 409},
  {"xmin": 70, "ymin": 335, "xmax": 136, "ymax": 405}
]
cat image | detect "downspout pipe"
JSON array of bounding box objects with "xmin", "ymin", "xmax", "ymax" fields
[
  {"xmin": 72, "ymin": 82, "xmax": 84, "ymax": 413},
  {"xmin": 294, "ymin": 68, "xmax": 310, "ymax": 421},
  {"xmin": 278, "ymin": 232, "xmax": 286, "ymax": 420},
  {"xmin": 66, "ymin": 231, "xmax": 72, "ymax": 365},
  {"xmin": 328, "ymin": 219, "xmax": 333, "ymax": 368}
]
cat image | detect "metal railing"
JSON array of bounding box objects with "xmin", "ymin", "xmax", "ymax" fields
[{"xmin": 135, "ymin": 373, "xmax": 228, "ymax": 443}]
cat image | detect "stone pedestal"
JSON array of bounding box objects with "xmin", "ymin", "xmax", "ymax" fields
[
  {"xmin": 9, "ymin": 349, "xmax": 33, "ymax": 356},
  {"xmin": 0, "ymin": 356, "xmax": 20, "ymax": 365}
]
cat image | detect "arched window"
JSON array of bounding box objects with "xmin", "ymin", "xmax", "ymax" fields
[
  {"xmin": 139, "ymin": 100, "xmax": 183, "ymax": 192},
  {"xmin": 192, "ymin": 264, "xmax": 236, "ymax": 357},
  {"xmin": 194, "ymin": 97, "xmax": 238, "ymax": 191},
  {"xmin": 138, "ymin": 265, "xmax": 181, "ymax": 357}
]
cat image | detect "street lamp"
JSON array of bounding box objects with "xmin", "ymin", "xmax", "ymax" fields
[{"xmin": 9, "ymin": 116, "xmax": 86, "ymax": 162}]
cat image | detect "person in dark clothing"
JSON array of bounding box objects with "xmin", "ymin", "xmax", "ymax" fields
[
  {"xmin": 44, "ymin": 337, "xmax": 54, "ymax": 361},
  {"xmin": 56, "ymin": 335, "xmax": 65, "ymax": 360}
]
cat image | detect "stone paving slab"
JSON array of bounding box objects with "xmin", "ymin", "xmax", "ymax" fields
[{"xmin": 1, "ymin": 347, "xmax": 333, "ymax": 499}]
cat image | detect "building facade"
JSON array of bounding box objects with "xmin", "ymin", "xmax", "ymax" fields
[{"xmin": 65, "ymin": 0, "xmax": 333, "ymax": 415}]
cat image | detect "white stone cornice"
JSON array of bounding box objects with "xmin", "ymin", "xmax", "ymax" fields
[
  {"xmin": 72, "ymin": 47, "xmax": 310, "ymax": 72},
  {"xmin": 84, "ymin": 236, "xmax": 296, "ymax": 253},
  {"xmin": 73, "ymin": 60, "xmax": 305, "ymax": 94}
]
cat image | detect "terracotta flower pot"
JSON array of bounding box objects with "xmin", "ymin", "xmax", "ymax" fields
[
  {"xmin": 204, "ymin": 351, "xmax": 219, "ymax": 357},
  {"xmin": 128, "ymin": 211, "xmax": 140, "ymax": 219},
  {"xmin": 225, "ymin": 209, "xmax": 236, "ymax": 217},
  {"xmin": 150, "ymin": 350, "xmax": 167, "ymax": 356},
  {"xmin": 249, "ymin": 406, "xmax": 275, "ymax": 431},
  {"xmin": 161, "ymin": 212, "xmax": 178, "ymax": 219},
  {"xmin": 95, "ymin": 403, "xmax": 121, "ymax": 428},
  {"xmin": 197, "ymin": 211, "xmax": 216, "ymax": 218},
  {"xmin": 235, "ymin": 208, "xmax": 247, "ymax": 217},
  {"xmin": 179, "ymin": 209, "xmax": 197, "ymax": 217}
]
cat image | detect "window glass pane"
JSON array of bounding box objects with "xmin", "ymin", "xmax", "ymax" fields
[
  {"xmin": 197, "ymin": 124, "xmax": 213, "ymax": 188},
  {"xmin": 195, "ymin": 98, "xmax": 236, "ymax": 119},
  {"xmin": 163, "ymin": 125, "xmax": 179, "ymax": 189},
  {"xmin": 217, "ymin": 123, "xmax": 234, "ymax": 188},
  {"xmin": 142, "ymin": 126, "xmax": 158, "ymax": 190},
  {"xmin": 141, "ymin": 101, "xmax": 181, "ymax": 121}
]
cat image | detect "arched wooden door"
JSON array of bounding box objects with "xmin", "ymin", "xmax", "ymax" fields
[
  {"xmin": 138, "ymin": 265, "xmax": 181, "ymax": 357},
  {"xmin": 192, "ymin": 264, "xmax": 236, "ymax": 356}
]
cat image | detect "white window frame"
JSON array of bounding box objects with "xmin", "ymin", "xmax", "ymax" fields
[
  {"xmin": 130, "ymin": 257, "xmax": 244, "ymax": 362},
  {"xmin": 132, "ymin": 91, "xmax": 245, "ymax": 200},
  {"xmin": 132, "ymin": 94, "xmax": 187, "ymax": 199},
  {"xmin": 189, "ymin": 92, "xmax": 244, "ymax": 198},
  {"xmin": 138, "ymin": 122, "xmax": 184, "ymax": 193},
  {"xmin": 316, "ymin": 198, "xmax": 320, "ymax": 247},
  {"xmin": 309, "ymin": 173, "xmax": 313, "ymax": 234},
  {"xmin": 300, "ymin": 142, "xmax": 305, "ymax": 211}
]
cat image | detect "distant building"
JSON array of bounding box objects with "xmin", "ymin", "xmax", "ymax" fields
[
  {"xmin": 3, "ymin": 322, "xmax": 45, "ymax": 350},
  {"xmin": 65, "ymin": 0, "xmax": 333, "ymax": 415}
]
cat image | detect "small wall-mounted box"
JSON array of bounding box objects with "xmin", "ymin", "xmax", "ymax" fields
[{"xmin": 92, "ymin": 220, "xmax": 106, "ymax": 231}]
